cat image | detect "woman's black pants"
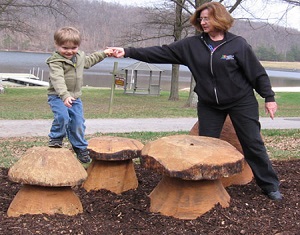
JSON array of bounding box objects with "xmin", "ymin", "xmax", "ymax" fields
[{"xmin": 197, "ymin": 95, "xmax": 280, "ymax": 193}]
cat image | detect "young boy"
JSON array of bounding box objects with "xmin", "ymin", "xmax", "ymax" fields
[{"xmin": 46, "ymin": 26, "xmax": 112, "ymax": 163}]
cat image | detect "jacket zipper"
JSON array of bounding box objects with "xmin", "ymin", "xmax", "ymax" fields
[
  {"xmin": 203, "ymin": 39, "xmax": 227, "ymax": 104},
  {"xmin": 72, "ymin": 55, "xmax": 77, "ymax": 94}
]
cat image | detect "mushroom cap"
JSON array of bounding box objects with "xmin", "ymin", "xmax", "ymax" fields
[
  {"xmin": 141, "ymin": 135, "xmax": 244, "ymax": 180},
  {"xmin": 8, "ymin": 147, "xmax": 87, "ymax": 187},
  {"xmin": 88, "ymin": 136, "xmax": 144, "ymax": 161}
]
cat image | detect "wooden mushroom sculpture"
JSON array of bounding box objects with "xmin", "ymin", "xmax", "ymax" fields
[
  {"xmin": 141, "ymin": 135, "xmax": 244, "ymax": 220},
  {"xmin": 7, "ymin": 147, "xmax": 87, "ymax": 217},
  {"xmin": 190, "ymin": 116, "xmax": 253, "ymax": 187},
  {"xmin": 83, "ymin": 136, "xmax": 144, "ymax": 194}
]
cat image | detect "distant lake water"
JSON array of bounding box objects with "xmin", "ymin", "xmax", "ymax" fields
[{"xmin": 1, "ymin": 51, "xmax": 300, "ymax": 89}]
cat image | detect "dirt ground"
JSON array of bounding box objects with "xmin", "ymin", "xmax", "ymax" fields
[{"xmin": 0, "ymin": 159, "xmax": 299, "ymax": 235}]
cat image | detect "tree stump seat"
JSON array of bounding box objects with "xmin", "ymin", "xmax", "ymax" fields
[
  {"xmin": 83, "ymin": 136, "xmax": 144, "ymax": 194},
  {"xmin": 7, "ymin": 147, "xmax": 87, "ymax": 217},
  {"xmin": 190, "ymin": 116, "xmax": 253, "ymax": 187},
  {"xmin": 141, "ymin": 135, "xmax": 244, "ymax": 220}
]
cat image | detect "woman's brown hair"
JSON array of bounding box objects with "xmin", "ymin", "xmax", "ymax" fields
[{"xmin": 190, "ymin": 2, "xmax": 234, "ymax": 32}]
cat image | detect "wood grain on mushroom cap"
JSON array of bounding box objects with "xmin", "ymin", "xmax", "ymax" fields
[
  {"xmin": 141, "ymin": 135, "xmax": 244, "ymax": 180},
  {"xmin": 88, "ymin": 136, "xmax": 144, "ymax": 160},
  {"xmin": 189, "ymin": 117, "xmax": 253, "ymax": 186},
  {"xmin": 8, "ymin": 147, "xmax": 87, "ymax": 187}
]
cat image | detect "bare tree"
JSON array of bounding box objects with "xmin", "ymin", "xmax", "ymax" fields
[
  {"xmin": 280, "ymin": 0, "xmax": 300, "ymax": 6},
  {"xmin": 183, "ymin": 0, "xmax": 300, "ymax": 107},
  {"xmin": 117, "ymin": 0, "xmax": 299, "ymax": 104},
  {"xmin": 0, "ymin": 0, "xmax": 298, "ymax": 89},
  {"xmin": 116, "ymin": 1, "xmax": 192, "ymax": 100},
  {"xmin": 169, "ymin": 0, "xmax": 185, "ymax": 101},
  {"xmin": 184, "ymin": 0, "xmax": 210, "ymax": 107},
  {"xmin": 0, "ymin": 0, "xmax": 74, "ymax": 36}
]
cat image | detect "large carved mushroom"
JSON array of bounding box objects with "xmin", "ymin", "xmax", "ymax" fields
[
  {"xmin": 7, "ymin": 147, "xmax": 87, "ymax": 217},
  {"xmin": 141, "ymin": 135, "xmax": 244, "ymax": 220},
  {"xmin": 190, "ymin": 116, "xmax": 253, "ymax": 187},
  {"xmin": 83, "ymin": 136, "xmax": 144, "ymax": 194}
]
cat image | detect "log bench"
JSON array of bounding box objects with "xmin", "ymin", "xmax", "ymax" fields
[
  {"xmin": 141, "ymin": 135, "xmax": 244, "ymax": 220},
  {"xmin": 190, "ymin": 116, "xmax": 253, "ymax": 187},
  {"xmin": 83, "ymin": 136, "xmax": 144, "ymax": 194}
]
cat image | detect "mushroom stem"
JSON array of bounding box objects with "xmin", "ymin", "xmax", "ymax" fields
[
  {"xmin": 83, "ymin": 159, "xmax": 138, "ymax": 194},
  {"xmin": 7, "ymin": 185, "xmax": 83, "ymax": 217},
  {"xmin": 149, "ymin": 176, "xmax": 230, "ymax": 220}
]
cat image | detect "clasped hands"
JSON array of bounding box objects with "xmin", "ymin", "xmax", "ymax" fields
[{"xmin": 103, "ymin": 47, "xmax": 125, "ymax": 58}]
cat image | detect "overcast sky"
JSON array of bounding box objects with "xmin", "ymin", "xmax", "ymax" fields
[
  {"xmin": 104, "ymin": 0, "xmax": 157, "ymax": 7},
  {"xmin": 103, "ymin": 0, "xmax": 300, "ymax": 31}
]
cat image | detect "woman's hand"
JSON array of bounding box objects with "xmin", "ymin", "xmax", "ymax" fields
[{"xmin": 265, "ymin": 101, "xmax": 277, "ymax": 119}]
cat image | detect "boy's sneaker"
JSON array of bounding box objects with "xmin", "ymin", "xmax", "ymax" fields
[
  {"xmin": 48, "ymin": 138, "xmax": 63, "ymax": 148},
  {"xmin": 73, "ymin": 148, "xmax": 92, "ymax": 164}
]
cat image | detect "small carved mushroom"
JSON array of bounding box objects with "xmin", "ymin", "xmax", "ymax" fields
[
  {"xmin": 141, "ymin": 135, "xmax": 244, "ymax": 220},
  {"xmin": 190, "ymin": 116, "xmax": 253, "ymax": 187},
  {"xmin": 7, "ymin": 147, "xmax": 87, "ymax": 217},
  {"xmin": 83, "ymin": 136, "xmax": 144, "ymax": 194}
]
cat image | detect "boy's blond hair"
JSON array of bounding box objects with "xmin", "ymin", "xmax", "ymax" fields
[{"xmin": 54, "ymin": 26, "xmax": 81, "ymax": 46}]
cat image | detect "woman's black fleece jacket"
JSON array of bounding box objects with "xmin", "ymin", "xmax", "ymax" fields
[{"xmin": 124, "ymin": 32, "xmax": 275, "ymax": 107}]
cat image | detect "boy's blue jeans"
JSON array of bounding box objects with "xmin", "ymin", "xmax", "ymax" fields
[{"xmin": 48, "ymin": 95, "xmax": 88, "ymax": 150}]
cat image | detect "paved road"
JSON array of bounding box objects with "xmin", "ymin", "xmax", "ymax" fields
[{"xmin": 0, "ymin": 117, "xmax": 299, "ymax": 138}]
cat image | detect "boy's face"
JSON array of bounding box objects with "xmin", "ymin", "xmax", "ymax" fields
[{"xmin": 56, "ymin": 41, "xmax": 79, "ymax": 60}]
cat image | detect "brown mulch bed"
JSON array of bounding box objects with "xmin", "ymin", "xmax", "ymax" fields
[{"xmin": 0, "ymin": 160, "xmax": 299, "ymax": 235}]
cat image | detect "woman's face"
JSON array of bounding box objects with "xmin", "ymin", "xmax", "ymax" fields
[{"xmin": 199, "ymin": 9, "xmax": 214, "ymax": 33}]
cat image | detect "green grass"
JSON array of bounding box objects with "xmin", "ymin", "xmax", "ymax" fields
[
  {"xmin": 0, "ymin": 131, "xmax": 189, "ymax": 168},
  {"xmin": 0, "ymin": 87, "xmax": 196, "ymax": 119},
  {"xmin": 257, "ymin": 92, "xmax": 300, "ymax": 117},
  {"xmin": 262, "ymin": 129, "xmax": 300, "ymax": 160},
  {"xmin": 0, "ymin": 136, "xmax": 48, "ymax": 168},
  {"xmin": 0, "ymin": 129, "xmax": 299, "ymax": 168},
  {"xmin": 0, "ymin": 87, "xmax": 299, "ymax": 119},
  {"xmin": 0, "ymin": 87, "xmax": 299, "ymax": 168}
]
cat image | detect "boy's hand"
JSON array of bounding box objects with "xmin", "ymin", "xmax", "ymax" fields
[
  {"xmin": 104, "ymin": 48, "xmax": 114, "ymax": 57},
  {"xmin": 64, "ymin": 97, "xmax": 75, "ymax": 108}
]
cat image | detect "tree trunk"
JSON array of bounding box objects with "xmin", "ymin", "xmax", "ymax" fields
[
  {"xmin": 185, "ymin": 0, "xmax": 208, "ymax": 106},
  {"xmin": 185, "ymin": 75, "xmax": 197, "ymax": 107},
  {"xmin": 169, "ymin": 64, "xmax": 180, "ymax": 100},
  {"xmin": 169, "ymin": 0, "xmax": 184, "ymax": 101}
]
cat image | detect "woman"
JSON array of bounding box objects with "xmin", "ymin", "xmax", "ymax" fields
[{"xmin": 111, "ymin": 2, "xmax": 282, "ymax": 200}]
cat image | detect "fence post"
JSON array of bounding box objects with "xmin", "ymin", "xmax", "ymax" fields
[{"xmin": 108, "ymin": 62, "xmax": 119, "ymax": 115}]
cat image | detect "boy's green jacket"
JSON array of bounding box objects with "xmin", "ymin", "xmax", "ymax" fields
[{"xmin": 46, "ymin": 50, "xmax": 107, "ymax": 101}]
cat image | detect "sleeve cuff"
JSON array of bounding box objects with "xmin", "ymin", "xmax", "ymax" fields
[{"xmin": 265, "ymin": 96, "xmax": 275, "ymax": 102}]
